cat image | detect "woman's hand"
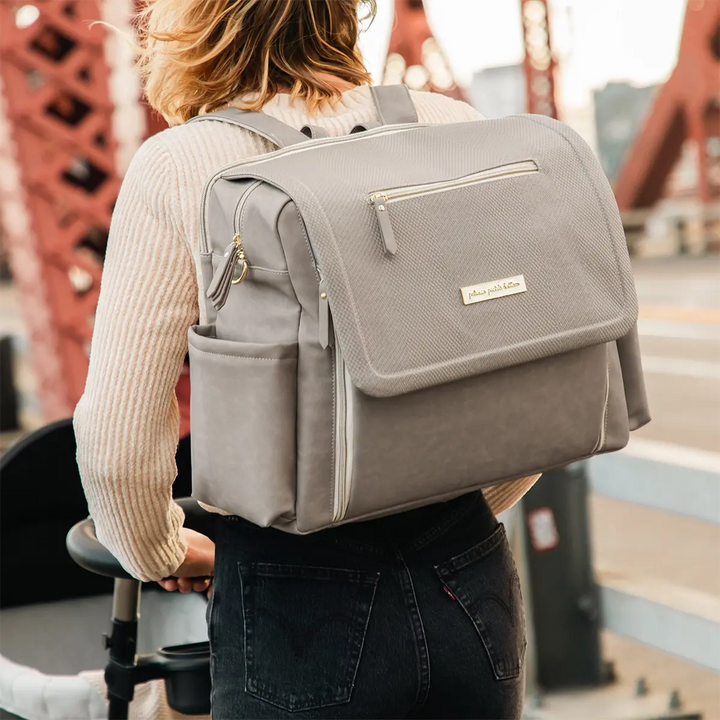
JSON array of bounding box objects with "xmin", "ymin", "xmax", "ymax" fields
[{"xmin": 158, "ymin": 528, "xmax": 215, "ymax": 594}]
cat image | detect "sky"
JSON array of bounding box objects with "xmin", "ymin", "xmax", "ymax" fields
[{"xmin": 358, "ymin": 0, "xmax": 688, "ymax": 108}]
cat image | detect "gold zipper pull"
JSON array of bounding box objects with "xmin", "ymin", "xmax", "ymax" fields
[
  {"xmin": 231, "ymin": 233, "xmax": 249, "ymax": 285},
  {"xmin": 206, "ymin": 234, "xmax": 250, "ymax": 310}
]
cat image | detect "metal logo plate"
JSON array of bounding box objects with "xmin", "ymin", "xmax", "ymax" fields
[{"xmin": 461, "ymin": 274, "xmax": 527, "ymax": 306}]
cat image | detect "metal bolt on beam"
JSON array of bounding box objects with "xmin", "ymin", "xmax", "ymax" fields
[
  {"xmin": 669, "ymin": 689, "xmax": 682, "ymax": 711},
  {"xmin": 0, "ymin": 335, "xmax": 19, "ymax": 432},
  {"xmin": 636, "ymin": 676, "xmax": 649, "ymax": 697}
]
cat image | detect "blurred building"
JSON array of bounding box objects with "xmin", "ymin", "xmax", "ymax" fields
[
  {"xmin": 594, "ymin": 82, "xmax": 660, "ymax": 184},
  {"xmin": 560, "ymin": 104, "xmax": 598, "ymax": 154},
  {"xmin": 469, "ymin": 64, "xmax": 526, "ymax": 119},
  {"xmin": 470, "ymin": 64, "xmax": 597, "ymax": 151}
]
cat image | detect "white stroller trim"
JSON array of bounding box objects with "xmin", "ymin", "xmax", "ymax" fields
[
  {"xmin": 0, "ymin": 590, "xmax": 209, "ymax": 720},
  {"xmin": 0, "ymin": 655, "xmax": 207, "ymax": 720},
  {"xmin": 0, "ymin": 654, "xmax": 107, "ymax": 720},
  {"xmin": 0, "ymin": 424, "xmax": 210, "ymax": 720}
]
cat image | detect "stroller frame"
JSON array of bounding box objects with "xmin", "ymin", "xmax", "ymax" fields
[{"xmin": 67, "ymin": 499, "xmax": 212, "ymax": 719}]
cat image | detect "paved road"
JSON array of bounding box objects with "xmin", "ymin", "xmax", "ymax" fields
[
  {"xmin": 633, "ymin": 257, "xmax": 720, "ymax": 453},
  {"xmin": 591, "ymin": 256, "xmax": 720, "ymax": 719}
]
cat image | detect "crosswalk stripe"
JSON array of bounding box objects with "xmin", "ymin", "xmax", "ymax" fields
[
  {"xmin": 639, "ymin": 319, "xmax": 720, "ymax": 342},
  {"xmin": 641, "ymin": 355, "xmax": 720, "ymax": 381}
]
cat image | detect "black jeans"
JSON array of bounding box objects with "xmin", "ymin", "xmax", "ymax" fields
[{"xmin": 208, "ymin": 491, "xmax": 526, "ymax": 719}]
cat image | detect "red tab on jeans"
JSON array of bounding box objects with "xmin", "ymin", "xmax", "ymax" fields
[{"xmin": 443, "ymin": 585, "xmax": 456, "ymax": 601}]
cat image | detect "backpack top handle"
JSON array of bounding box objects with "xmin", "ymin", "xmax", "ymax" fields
[{"xmin": 369, "ymin": 84, "xmax": 418, "ymax": 125}]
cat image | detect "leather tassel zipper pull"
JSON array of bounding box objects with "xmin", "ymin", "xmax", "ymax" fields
[
  {"xmin": 370, "ymin": 194, "xmax": 397, "ymax": 255},
  {"xmin": 206, "ymin": 234, "xmax": 249, "ymax": 311}
]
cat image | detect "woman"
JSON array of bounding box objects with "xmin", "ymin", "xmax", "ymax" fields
[{"xmin": 74, "ymin": 1, "xmax": 539, "ymax": 717}]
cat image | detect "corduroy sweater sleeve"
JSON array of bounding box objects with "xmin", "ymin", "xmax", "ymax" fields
[{"xmin": 73, "ymin": 135, "xmax": 197, "ymax": 582}]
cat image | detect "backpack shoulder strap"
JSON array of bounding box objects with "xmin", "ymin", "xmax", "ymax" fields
[
  {"xmin": 186, "ymin": 107, "xmax": 308, "ymax": 148},
  {"xmin": 369, "ymin": 85, "xmax": 418, "ymax": 126},
  {"xmin": 189, "ymin": 87, "xmax": 417, "ymax": 142}
]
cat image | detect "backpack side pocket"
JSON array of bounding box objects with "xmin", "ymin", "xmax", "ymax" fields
[{"xmin": 188, "ymin": 325, "xmax": 297, "ymax": 525}]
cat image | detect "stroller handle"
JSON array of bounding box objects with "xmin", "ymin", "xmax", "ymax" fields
[
  {"xmin": 66, "ymin": 515, "xmax": 132, "ymax": 579},
  {"xmin": 66, "ymin": 498, "xmax": 214, "ymax": 719},
  {"xmin": 66, "ymin": 498, "xmax": 211, "ymax": 580}
]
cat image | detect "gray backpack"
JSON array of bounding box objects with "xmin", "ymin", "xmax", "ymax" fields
[{"xmin": 186, "ymin": 85, "xmax": 650, "ymax": 532}]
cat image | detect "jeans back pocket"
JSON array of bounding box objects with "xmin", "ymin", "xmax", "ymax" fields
[
  {"xmin": 238, "ymin": 562, "xmax": 379, "ymax": 712},
  {"xmin": 434, "ymin": 524, "xmax": 526, "ymax": 680}
]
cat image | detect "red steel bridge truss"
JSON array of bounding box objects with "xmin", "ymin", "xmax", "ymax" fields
[
  {"xmin": 8, "ymin": 0, "xmax": 710, "ymax": 426},
  {"xmin": 614, "ymin": 0, "xmax": 720, "ymax": 210}
]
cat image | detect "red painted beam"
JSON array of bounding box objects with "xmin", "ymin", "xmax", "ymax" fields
[
  {"xmin": 614, "ymin": 0, "xmax": 720, "ymax": 210},
  {"xmin": 521, "ymin": 0, "xmax": 559, "ymax": 119},
  {"xmin": 0, "ymin": 1, "xmax": 120, "ymax": 419},
  {"xmin": 386, "ymin": 0, "xmax": 465, "ymax": 100}
]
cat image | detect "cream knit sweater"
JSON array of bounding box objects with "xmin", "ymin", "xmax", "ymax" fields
[{"xmin": 73, "ymin": 86, "xmax": 540, "ymax": 582}]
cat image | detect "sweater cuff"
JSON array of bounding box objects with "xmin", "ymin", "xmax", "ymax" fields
[
  {"xmin": 92, "ymin": 501, "xmax": 188, "ymax": 583},
  {"xmin": 148, "ymin": 522, "xmax": 188, "ymax": 583},
  {"xmin": 137, "ymin": 500, "xmax": 188, "ymax": 582}
]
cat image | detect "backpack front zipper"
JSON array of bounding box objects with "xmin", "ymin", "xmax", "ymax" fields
[
  {"xmin": 369, "ymin": 160, "xmax": 539, "ymax": 255},
  {"xmin": 332, "ymin": 332, "xmax": 354, "ymax": 523},
  {"xmin": 206, "ymin": 181, "xmax": 262, "ymax": 310}
]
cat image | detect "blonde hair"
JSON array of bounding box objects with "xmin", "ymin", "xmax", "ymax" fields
[{"xmin": 134, "ymin": 0, "xmax": 376, "ymax": 125}]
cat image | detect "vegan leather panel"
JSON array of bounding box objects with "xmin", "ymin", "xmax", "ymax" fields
[
  {"xmin": 602, "ymin": 341, "xmax": 631, "ymax": 452},
  {"xmin": 616, "ymin": 326, "xmax": 652, "ymax": 430},
  {"xmin": 343, "ymin": 343, "xmax": 610, "ymax": 521},
  {"xmin": 187, "ymin": 325, "xmax": 298, "ymax": 526}
]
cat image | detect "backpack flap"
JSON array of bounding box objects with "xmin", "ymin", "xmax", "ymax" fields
[{"xmin": 222, "ymin": 114, "xmax": 637, "ymax": 398}]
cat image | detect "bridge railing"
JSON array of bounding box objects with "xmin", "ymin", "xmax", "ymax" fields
[{"xmin": 589, "ymin": 439, "xmax": 720, "ymax": 673}]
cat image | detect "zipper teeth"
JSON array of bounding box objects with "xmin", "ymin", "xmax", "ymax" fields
[
  {"xmin": 225, "ymin": 123, "xmax": 428, "ymax": 176},
  {"xmin": 199, "ymin": 159, "xmax": 250, "ymax": 255},
  {"xmin": 333, "ymin": 336, "xmax": 346, "ymax": 523},
  {"xmin": 386, "ymin": 167, "xmax": 536, "ymax": 203},
  {"xmin": 295, "ymin": 200, "xmax": 321, "ymax": 284},
  {"xmin": 370, "ymin": 160, "xmax": 539, "ymax": 205},
  {"xmin": 331, "ymin": 332, "xmax": 355, "ymax": 524},
  {"xmin": 199, "ymin": 122, "xmax": 427, "ymax": 256},
  {"xmin": 341, "ymin": 363, "xmax": 354, "ymax": 522},
  {"xmin": 232, "ymin": 180, "xmax": 262, "ymax": 235}
]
